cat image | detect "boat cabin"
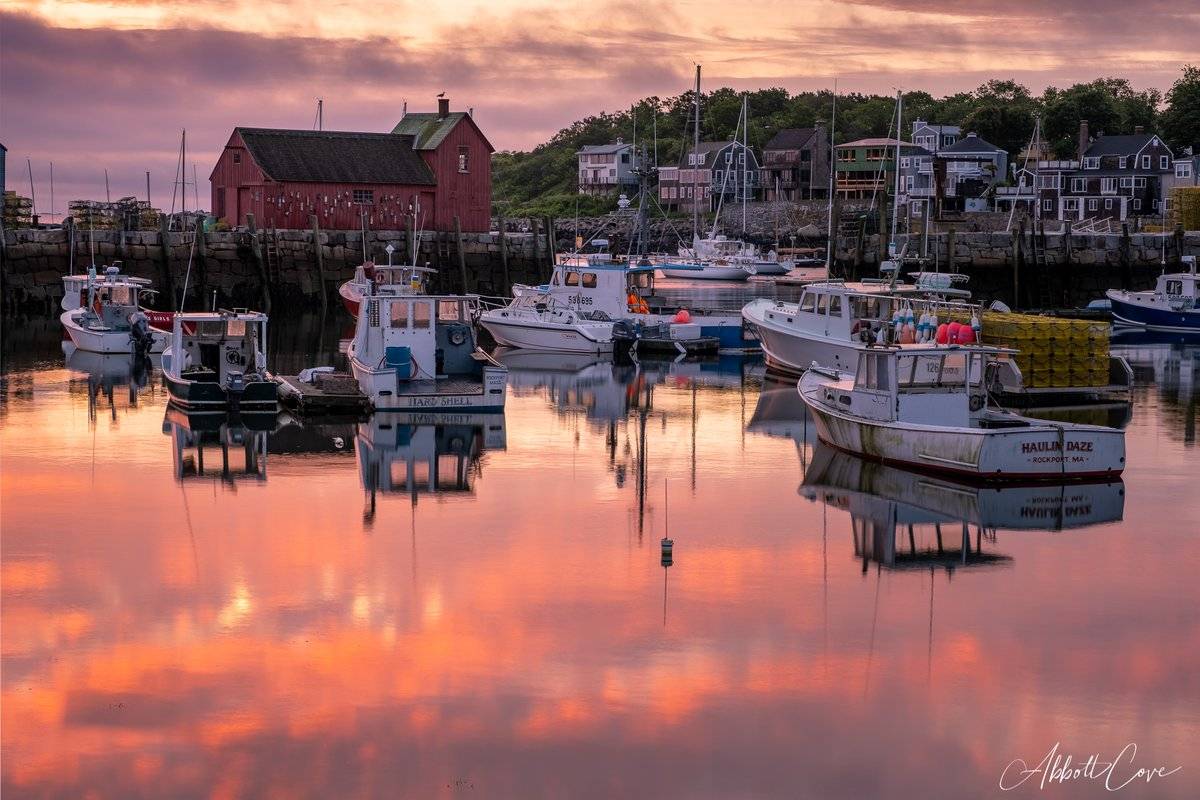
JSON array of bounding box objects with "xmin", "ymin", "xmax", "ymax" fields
[
  {"xmin": 825, "ymin": 345, "xmax": 999, "ymax": 426},
  {"xmin": 356, "ymin": 263, "xmax": 437, "ymax": 293},
  {"xmin": 540, "ymin": 262, "xmax": 657, "ymax": 318},
  {"xmin": 170, "ymin": 311, "xmax": 269, "ymax": 384},
  {"xmin": 357, "ymin": 293, "xmax": 481, "ymax": 380},
  {"xmin": 67, "ymin": 266, "xmax": 154, "ymax": 326},
  {"xmin": 1158, "ymin": 260, "xmax": 1199, "ymax": 309}
]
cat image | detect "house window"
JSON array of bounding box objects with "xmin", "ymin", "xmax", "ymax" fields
[
  {"xmin": 1071, "ymin": 178, "xmax": 1085, "ymax": 192},
  {"xmin": 353, "ymin": 189, "xmax": 374, "ymax": 204},
  {"xmin": 621, "ymin": 153, "xmax": 630, "ymax": 163},
  {"xmin": 1120, "ymin": 177, "xmax": 1134, "ymax": 188},
  {"xmin": 1064, "ymin": 198, "xmax": 1079, "ymax": 211},
  {"xmin": 725, "ymin": 152, "xmax": 733, "ymax": 164},
  {"xmin": 1043, "ymin": 199, "xmax": 1053, "ymax": 211},
  {"xmin": 905, "ymin": 176, "xmax": 914, "ymax": 190},
  {"xmin": 942, "ymin": 135, "xmax": 954, "ymax": 148},
  {"xmin": 580, "ymin": 170, "xmax": 587, "ymax": 181},
  {"xmin": 1133, "ymin": 198, "xmax": 1142, "ymax": 210},
  {"xmin": 232, "ymin": 151, "xmax": 241, "ymax": 164},
  {"xmin": 1160, "ymin": 156, "xmax": 1169, "ymax": 170},
  {"xmin": 1134, "ymin": 177, "xmax": 1146, "ymax": 188},
  {"xmin": 1177, "ymin": 162, "xmax": 1193, "ymax": 178},
  {"xmin": 1101, "ymin": 178, "xmax": 1117, "ymax": 193},
  {"xmin": 1119, "ymin": 157, "xmax": 1127, "ymax": 169},
  {"xmin": 1141, "ymin": 155, "xmax": 1150, "ymax": 169},
  {"xmin": 696, "ymin": 154, "xmax": 705, "ymax": 166},
  {"xmin": 1082, "ymin": 157, "xmax": 1100, "ymax": 169},
  {"xmin": 1105, "ymin": 198, "xmax": 1113, "ymax": 210},
  {"xmin": 458, "ymin": 146, "xmax": 469, "ymax": 173},
  {"xmin": 609, "ymin": 169, "xmax": 615, "ymax": 177},
  {"xmin": 900, "ymin": 157, "xmax": 910, "ymax": 168},
  {"xmin": 1088, "ymin": 199, "xmax": 1098, "ymax": 211}
]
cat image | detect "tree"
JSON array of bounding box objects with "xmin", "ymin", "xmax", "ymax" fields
[
  {"xmin": 1161, "ymin": 65, "xmax": 1200, "ymax": 152},
  {"xmin": 1041, "ymin": 78, "xmax": 1161, "ymax": 157},
  {"xmin": 960, "ymin": 80, "xmax": 1038, "ymax": 156}
]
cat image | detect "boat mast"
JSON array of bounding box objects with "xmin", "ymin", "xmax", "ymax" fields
[
  {"xmin": 692, "ymin": 64, "xmax": 701, "ymax": 246},
  {"xmin": 826, "ymin": 79, "xmax": 837, "ymax": 274},
  {"xmin": 890, "ymin": 90, "xmax": 903, "ymax": 258},
  {"xmin": 741, "ymin": 94, "xmax": 748, "ymax": 238}
]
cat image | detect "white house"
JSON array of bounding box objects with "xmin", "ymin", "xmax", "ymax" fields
[{"xmin": 576, "ymin": 139, "xmax": 637, "ymax": 195}]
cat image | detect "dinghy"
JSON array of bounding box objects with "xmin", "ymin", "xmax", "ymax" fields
[{"xmin": 798, "ymin": 344, "xmax": 1125, "ymax": 481}]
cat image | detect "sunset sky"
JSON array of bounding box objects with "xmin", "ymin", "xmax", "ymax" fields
[{"xmin": 1, "ymin": 0, "xmax": 1196, "ymax": 207}]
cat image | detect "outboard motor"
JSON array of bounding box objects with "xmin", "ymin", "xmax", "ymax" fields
[
  {"xmin": 226, "ymin": 370, "xmax": 246, "ymax": 414},
  {"xmin": 128, "ymin": 311, "xmax": 155, "ymax": 358}
]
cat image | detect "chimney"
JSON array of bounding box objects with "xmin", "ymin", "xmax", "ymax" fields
[
  {"xmin": 438, "ymin": 97, "xmax": 450, "ymax": 119},
  {"xmin": 468, "ymin": 107, "xmax": 474, "ymax": 118},
  {"xmin": 1134, "ymin": 125, "xmax": 1144, "ymax": 135},
  {"xmin": 1077, "ymin": 120, "xmax": 1089, "ymax": 160},
  {"xmin": 615, "ymin": 136, "xmax": 624, "ymax": 145}
]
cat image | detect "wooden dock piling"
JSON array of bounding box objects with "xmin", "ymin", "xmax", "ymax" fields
[
  {"xmin": 246, "ymin": 213, "xmax": 271, "ymax": 314},
  {"xmin": 310, "ymin": 215, "xmax": 328, "ymax": 313}
]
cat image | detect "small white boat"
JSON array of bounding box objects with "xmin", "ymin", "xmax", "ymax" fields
[
  {"xmin": 162, "ymin": 310, "xmax": 277, "ymax": 412},
  {"xmin": 348, "ymin": 289, "xmax": 507, "ymax": 412},
  {"xmin": 338, "ymin": 262, "xmax": 436, "ymax": 318},
  {"xmin": 480, "ymin": 291, "xmax": 614, "ymax": 353},
  {"xmin": 1106, "ymin": 256, "xmax": 1200, "ymax": 332},
  {"xmin": 680, "ymin": 235, "xmax": 793, "ymax": 275},
  {"xmin": 798, "ymin": 344, "xmax": 1126, "ymax": 481},
  {"xmin": 60, "ymin": 266, "xmax": 168, "ymax": 355},
  {"xmin": 658, "ymin": 259, "xmax": 755, "ymax": 281}
]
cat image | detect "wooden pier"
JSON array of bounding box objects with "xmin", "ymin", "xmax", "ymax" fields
[{"xmin": 276, "ymin": 371, "xmax": 371, "ymax": 416}]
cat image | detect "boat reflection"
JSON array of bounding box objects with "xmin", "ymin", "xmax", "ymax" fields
[
  {"xmin": 161, "ymin": 407, "xmax": 274, "ymax": 485},
  {"xmin": 64, "ymin": 342, "xmax": 158, "ymax": 422},
  {"xmin": 357, "ymin": 412, "xmax": 507, "ymax": 521},
  {"xmin": 801, "ymin": 445, "xmax": 1125, "ymax": 573},
  {"xmin": 1110, "ymin": 329, "xmax": 1199, "ymax": 445}
]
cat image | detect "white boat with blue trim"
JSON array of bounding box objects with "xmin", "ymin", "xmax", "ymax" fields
[{"xmin": 1106, "ymin": 256, "xmax": 1200, "ymax": 332}]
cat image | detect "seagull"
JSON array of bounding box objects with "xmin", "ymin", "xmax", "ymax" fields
[{"xmin": 437, "ymin": 91, "xmax": 445, "ymax": 98}]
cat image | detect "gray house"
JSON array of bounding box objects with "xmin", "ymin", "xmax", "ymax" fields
[
  {"xmin": 576, "ymin": 139, "xmax": 637, "ymax": 195},
  {"xmin": 903, "ymin": 132, "xmax": 1008, "ymax": 215},
  {"xmin": 658, "ymin": 141, "xmax": 759, "ymax": 213}
]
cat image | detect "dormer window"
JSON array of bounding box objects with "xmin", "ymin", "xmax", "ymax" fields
[
  {"xmin": 1119, "ymin": 156, "xmax": 1127, "ymax": 169},
  {"xmin": 1083, "ymin": 157, "xmax": 1100, "ymax": 169},
  {"xmin": 1141, "ymin": 155, "xmax": 1151, "ymax": 169}
]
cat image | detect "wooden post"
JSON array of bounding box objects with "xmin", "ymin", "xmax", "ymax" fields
[
  {"xmin": 498, "ymin": 214, "xmax": 510, "ymax": 295},
  {"xmin": 310, "ymin": 214, "xmax": 328, "ymax": 312},
  {"xmin": 946, "ymin": 227, "xmax": 957, "ymax": 273},
  {"xmin": 1119, "ymin": 223, "xmax": 1132, "ymax": 291},
  {"xmin": 1013, "ymin": 221, "xmax": 1024, "ymax": 309},
  {"xmin": 545, "ymin": 215, "xmax": 556, "ymax": 277},
  {"xmin": 1174, "ymin": 223, "xmax": 1186, "ymax": 264},
  {"xmin": 246, "ymin": 213, "xmax": 271, "ymax": 314},
  {"xmin": 828, "ymin": 194, "xmax": 842, "ymax": 275},
  {"xmin": 194, "ymin": 217, "xmax": 209, "ymax": 309},
  {"xmin": 158, "ymin": 214, "xmax": 178, "ymax": 310},
  {"xmin": 454, "ymin": 215, "xmax": 469, "ymax": 293},
  {"xmin": 530, "ymin": 218, "xmax": 540, "ymax": 277},
  {"xmin": 1064, "ymin": 219, "xmax": 1073, "ymax": 265}
]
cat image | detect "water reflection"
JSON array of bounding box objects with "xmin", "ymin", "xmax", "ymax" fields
[
  {"xmin": 1110, "ymin": 330, "xmax": 1200, "ymax": 445},
  {"xmin": 162, "ymin": 408, "xmax": 272, "ymax": 484},
  {"xmin": 64, "ymin": 344, "xmax": 158, "ymax": 423}
]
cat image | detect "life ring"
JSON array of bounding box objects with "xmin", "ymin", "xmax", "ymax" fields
[
  {"xmin": 448, "ymin": 327, "xmax": 468, "ymax": 346},
  {"xmin": 969, "ymin": 395, "xmax": 985, "ymax": 412}
]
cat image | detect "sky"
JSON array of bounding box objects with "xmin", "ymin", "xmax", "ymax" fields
[{"xmin": 1, "ymin": 0, "xmax": 1197, "ymax": 211}]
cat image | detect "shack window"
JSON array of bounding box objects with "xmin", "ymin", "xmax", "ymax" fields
[
  {"xmin": 458, "ymin": 146, "xmax": 469, "ymax": 173},
  {"xmin": 582, "ymin": 273, "xmax": 598, "ymax": 288},
  {"xmin": 413, "ymin": 301, "xmax": 432, "ymax": 329},
  {"xmin": 232, "ymin": 151, "xmax": 241, "ymax": 164},
  {"xmin": 438, "ymin": 300, "xmax": 461, "ymax": 321},
  {"xmin": 799, "ymin": 292, "xmax": 817, "ymax": 312},
  {"xmin": 390, "ymin": 302, "xmax": 409, "ymax": 328},
  {"xmin": 353, "ymin": 189, "xmax": 375, "ymax": 205},
  {"xmin": 565, "ymin": 272, "xmax": 580, "ymax": 287}
]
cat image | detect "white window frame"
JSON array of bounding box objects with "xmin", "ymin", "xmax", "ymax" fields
[
  {"xmin": 1042, "ymin": 199, "xmax": 1053, "ymax": 211},
  {"xmin": 1160, "ymin": 155, "xmax": 1170, "ymax": 170},
  {"xmin": 1088, "ymin": 198, "xmax": 1098, "ymax": 211},
  {"xmin": 1118, "ymin": 157, "xmax": 1127, "ymax": 169},
  {"xmin": 1064, "ymin": 198, "xmax": 1079, "ymax": 211},
  {"xmin": 1120, "ymin": 177, "xmax": 1134, "ymax": 188},
  {"xmin": 1176, "ymin": 162, "xmax": 1193, "ymax": 178},
  {"xmin": 1105, "ymin": 198, "xmax": 1113, "ymax": 210},
  {"xmin": 1083, "ymin": 157, "xmax": 1100, "ymax": 169},
  {"xmin": 900, "ymin": 157, "xmax": 910, "ymax": 168},
  {"xmin": 1141, "ymin": 155, "xmax": 1150, "ymax": 169},
  {"xmin": 1134, "ymin": 177, "xmax": 1147, "ymax": 188},
  {"xmin": 1133, "ymin": 198, "xmax": 1142, "ymax": 210},
  {"xmin": 1070, "ymin": 177, "xmax": 1086, "ymax": 192},
  {"xmin": 1101, "ymin": 177, "xmax": 1117, "ymax": 193}
]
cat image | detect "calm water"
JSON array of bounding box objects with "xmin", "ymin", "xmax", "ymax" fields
[{"xmin": 2, "ymin": 308, "xmax": 1199, "ymax": 799}]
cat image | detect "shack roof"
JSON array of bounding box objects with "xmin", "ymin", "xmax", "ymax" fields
[{"xmin": 236, "ymin": 128, "xmax": 436, "ymax": 185}]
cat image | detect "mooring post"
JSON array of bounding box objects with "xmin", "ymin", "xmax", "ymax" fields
[
  {"xmin": 454, "ymin": 215, "xmax": 469, "ymax": 293},
  {"xmin": 1175, "ymin": 223, "xmax": 1186, "ymax": 264},
  {"xmin": 158, "ymin": 213, "xmax": 178, "ymax": 310},
  {"xmin": 498, "ymin": 214, "xmax": 510, "ymax": 295},
  {"xmin": 1119, "ymin": 223, "xmax": 1132, "ymax": 291},
  {"xmin": 946, "ymin": 227, "xmax": 957, "ymax": 273},
  {"xmin": 246, "ymin": 213, "xmax": 271, "ymax": 314},
  {"xmin": 310, "ymin": 215, "xmax": 328, "ymax": 313},
  {"xmin": 545, "ymin": 215, "xmax": 556, "ymax": 277}
]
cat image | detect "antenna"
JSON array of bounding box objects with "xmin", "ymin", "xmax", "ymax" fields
[{"xmin": 49, "ymin": 161, "xmax": 55, "ymax": 224}]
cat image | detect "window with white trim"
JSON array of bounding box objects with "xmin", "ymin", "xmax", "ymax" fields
[
  {"xmin": 1101, "ymin": 177, "xmax": 1117, "ymax": 193},
  {"xmin": 1141, "ymin": 155, "xmax": 1150, "ymax": 169},
  {"xmin": 1160, "ymin": 156, "xmax": 1170, "ymax": 170},
  {"xmin": 1088, "ymin": 199, "xmax": 1098, "ymax": 211},
  {"xmin": 1064, "ymin": 198, "xmax": 1079, "ymax": 211},
  {"xmin": 1042, "ymin": 199, "xmax": 1053, "ymax": 211},
  {"xmin": 1105, "ymin": 198, "xmax": 1113, "ymax": 210},
  {"xmin": 1120, "ymin": 177, "xmax": 1134, "ymax": 188},
  {"xmin": 1177, "ymin": 162, "xmax": 1194, "ymax": 178},
  {"xmin": 900, "ymin": 157, "xmax": 910, "ymax": 168},
  {"xmin": 1134, "ymin": 177, "xmax": 1147, "ymax": 188},
  {"xmin": 1082, "ymin": 157, "xmax": 1100, "ymax": 169},
  {"xmin": 353, "ymin": 189, "xmax": 374, "ymax": 204},
  {"xmin": 1133, "ymin": 198, "xmax": 1142, "ymax": 210},
  {"xmin": 1070, "ymin": 178, "xmax": 1085, "ymax": 192},
  {"xmin": 1118, "ymin": 157, "xmax": 1127, "ymax": 169}
]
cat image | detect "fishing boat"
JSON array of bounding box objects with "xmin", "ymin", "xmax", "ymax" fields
[
  {"xmin": 658, "ymin": 260, "xmax": 756, "ymax": 281},
  {"xmin": 798, "ymin": 344, "xmax": 1126, "ymax": 481},
  {"xmin": 60, "ymin": 265, "xmax": 168, "ymax": 355},
  {"xmin": 1106, "ymin": 255, "xmax": 1200, "ymax": 332},
  {"xmin": 338, "ymin": 263, "xmax": 436, "ymax": 318},
  {"xmin": 680, "ymin": 235, "xmax": 793, "ymax": 275},
  {"xmin": 347, "ymin": 289, "xmax": 508, "ymax": 412},
  {"xmin": 742, "ymin": 276, "xmax": 974, "ymax": 375},
  {"xmin": 479, "ymin": 288, "xmax": 615, "ymax": 353},
  {"xmin": 162, "ymin": 310, "xmax": 277, "ymax": 412}
]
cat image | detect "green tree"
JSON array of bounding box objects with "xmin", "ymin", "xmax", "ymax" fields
[
  {"xmin": 1160, "ymin": 65, "xmax": 1200, "ymax": 152},
  {"xmin": 960, "ymin": 80, "xmax": 1038, "ymax": 156}
]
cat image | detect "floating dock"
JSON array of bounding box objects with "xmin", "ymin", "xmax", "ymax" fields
[{"xmin": 276, "ymin": 371, "xmax": 371, "ymax": 416}]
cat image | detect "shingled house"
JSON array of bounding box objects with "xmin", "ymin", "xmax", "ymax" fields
[
  {"xmin": 210, "ymin": 99, "xmax": 494, "ymax": 232},
  {"xmin": 759, "ymin": 127, "xmax": 829, "ymax": 200}
]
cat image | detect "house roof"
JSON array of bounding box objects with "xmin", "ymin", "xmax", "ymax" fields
[
  {"xmin": 235, "ymin": 128, "xmax": 436, "ymax": 185},
  {"xmin": 391, "ymin": 112, "xmax": 495, "ymax": 152},
  {"xmin": 941, "ymin": 133, "xmax": 1004, "ymax": 154},
  {"xmin": 677, "ymin": 140, "xmax": 739, "ymax": 167},
  {"xmin": 913, "ymin": 122, "xmax": 961, "ymax": 136},
  {"xmin": 1082, "ymin": 134, "xmax": 1160, "ymax": 157},
  {"xmin": 838, "ymin": 138, "xmax": 929, "ymax": 152},
  {"xmin": 764, "ymin": 128, "xmax": 818, "ymax": 150},
  {"xmin": 576, "ymin": 142, "xmax": 632, "ymax": 155}
]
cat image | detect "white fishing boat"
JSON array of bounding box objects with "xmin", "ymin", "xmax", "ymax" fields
[
  {"xmin": 798, "ymin": 344, "xmax": 1126, "ymax": 481},
  {"xmin": 162, "ymin": 310, "xmax": 277, "ymax": 412},
  {"xmin": 511, "ymin": 259, "xmax": 755, "ymax": 351},
  {"xmin": 742, "ymin": 276, "xmax": 974, "ymax": 375},
  {"xmin": 347, "ymin": 289, "xmax": 507, "ymax": 412},
  {"xmin": 60, "ymin": 266, "xmax": 168, "ymax": 355},
  {"xmin": 658, "ymin": 259, "xmax": 756, "ymax": 281},
  {"xmin": 479, "ymin": 290, "xmax": 615, "ymax": 353},
  {"xmin": 1106, "ymin": 255, "xmax": 1200, "ymax": 332},
  {"xmin": 338, "ymin": 263, "xmax": 436, "ymax": 318},
  {"xmin": 680, "ymin": 235, "xmax": 793, "ymax": 275}
]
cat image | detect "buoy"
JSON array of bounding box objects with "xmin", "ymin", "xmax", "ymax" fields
[
  {"xmin": 673, "ymin": 309, "xmax": 691, "ymax": 324},
  {"xmin": 959, "ymin": 325, "xmax": 976, "ymax": 344},
  {"xmin": 661, "ymin": 537, "xmax": 674, "ymax": 567},
  {"xmin": 935, "ymin": 322, "xmax": 950, "ymax": 344},
  {"xmin": 947, "ymin": 321, "xmax": 963, "ymax": 343}
]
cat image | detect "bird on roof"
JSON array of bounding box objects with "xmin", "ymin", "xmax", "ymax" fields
[{"xmin": 437, "ymin": 92, "xmax": 445, "ymax": 98}]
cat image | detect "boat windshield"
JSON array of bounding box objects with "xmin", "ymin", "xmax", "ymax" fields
[
  {"xmin": 896, "ymin": 351, "xmax": 981, "ymax": 388},
  {"xmin": 100, "ymin": 286, "xmax": 136, "ymax": 306}
]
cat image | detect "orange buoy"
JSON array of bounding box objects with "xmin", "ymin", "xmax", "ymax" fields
[{"xmin": 673, "ymin": 309, "xmax": 691, "ymax": 324}]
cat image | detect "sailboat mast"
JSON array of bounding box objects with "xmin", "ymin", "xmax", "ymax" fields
[
  {"xmin": 890, "ymin": 91, "xmax": 903, "ymax": 256},
  {"xmin": 741, "ymin": 94, "xmax": 748, "ymax": 237},
  {"xmin": 692, "ymin": 65, "xmax": 701, "ymax": 243},
  {"xmin": 825, "ymin": 79, "xmax": 837, "ymax": 273}
]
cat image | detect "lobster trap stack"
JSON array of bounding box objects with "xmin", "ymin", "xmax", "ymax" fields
[
  {"xmin": 979, "ymin": 313, "xmax": 1110, "ymax": 389},
  {"xmin": 68, "ymin": 198, "xmax": 161, "ymax": 231},
  {"xmin": 4, "ymin": 191, "xmax": 33, "ymax": 227}
]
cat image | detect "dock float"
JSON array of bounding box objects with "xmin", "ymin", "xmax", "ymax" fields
[{"xmin": 277, "ymin": 369, "xmax": 371, "ymax": 416}]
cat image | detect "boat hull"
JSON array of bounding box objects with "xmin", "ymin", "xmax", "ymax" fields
[
  {"xmin": 349, "ymin": 354, "xmax": 508, "ymax": 412},
  {"xmin": 799, "ymin": 374, "xmax": 1125, "ymax": 481},
  {"xmin": 164, "ymin": 372, "xmax": 278, "ymax": 412},
  {"xmin": 61, "ymin": 310, "xmax": 167, "ymax": 354},
  {"xmin": 339, "ymin": 281, "xmax": 362, "ymax": 318},
  {"xmin": 747, "ymin": 260, "xmax": 790, "ymax": 276},
  {"xmin": 479, "ymin": 315, "xmax": 614, "ymax": 354},
  {"xmin": 1106, "ymin": 290, "xmax": 1200, "ymax": 332},
  {"xmin": 659, "ymin": 265, "xmax": 752, "ymax": 281},
  {"xmin": 742, "ymin": 301, "xmax": 860, "ymax": 373}
]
